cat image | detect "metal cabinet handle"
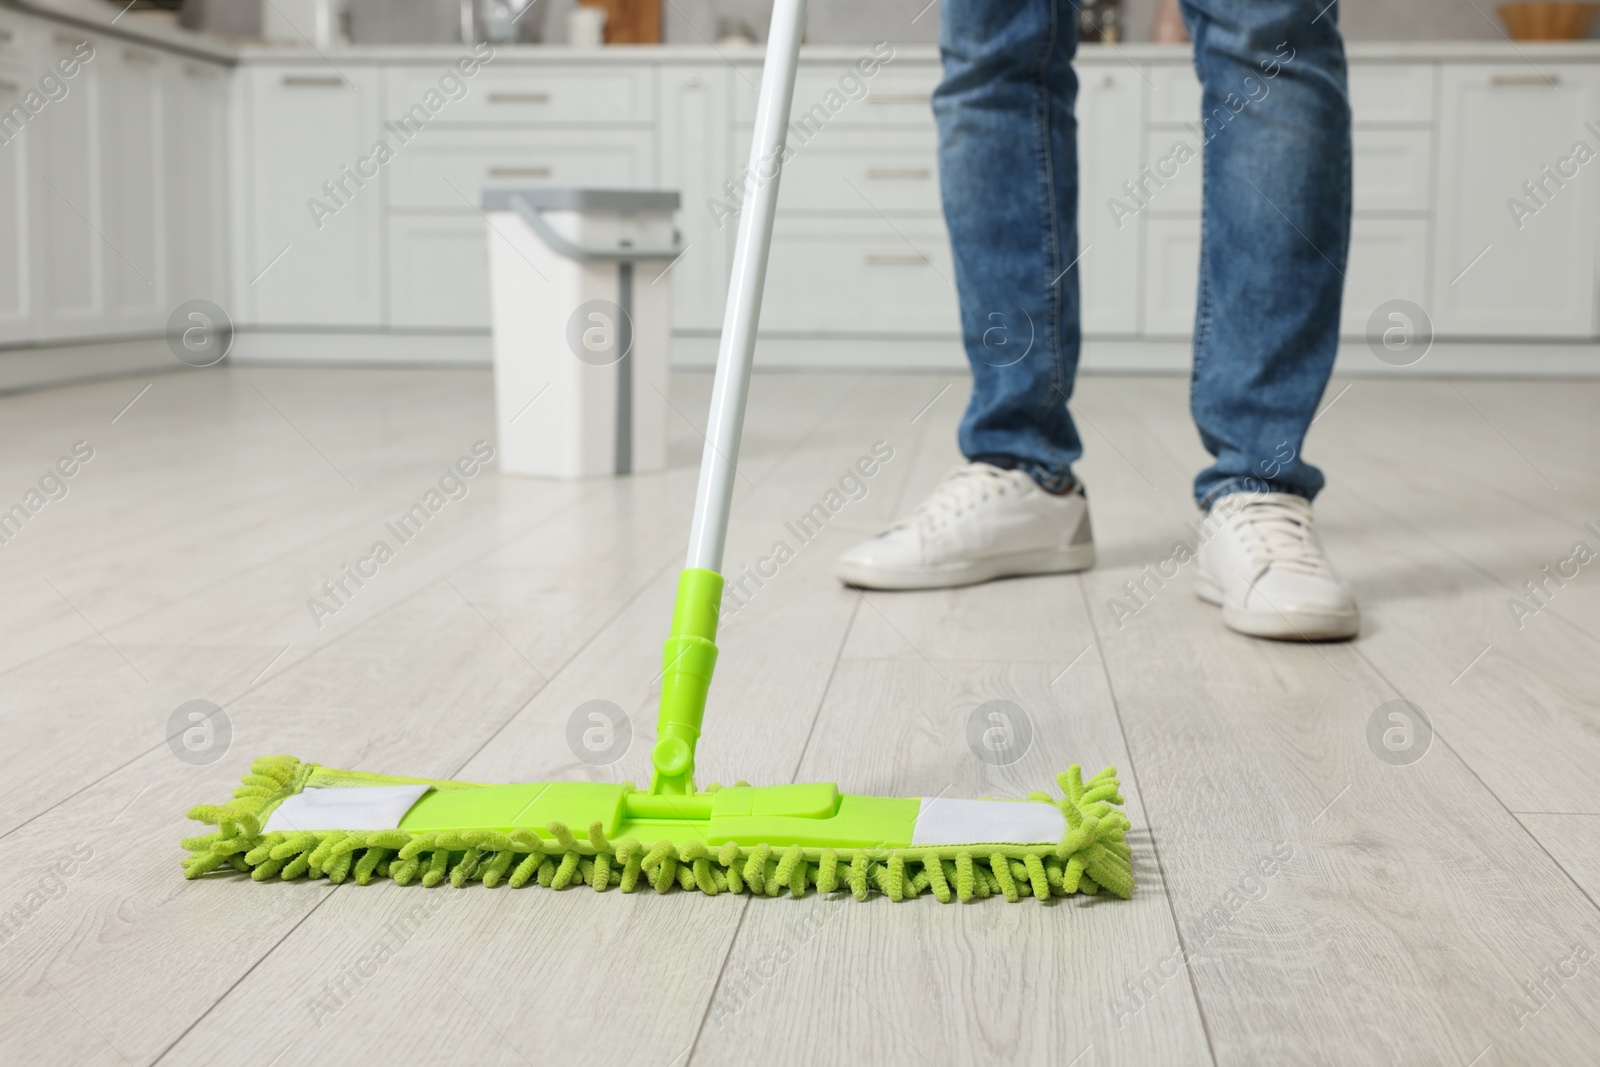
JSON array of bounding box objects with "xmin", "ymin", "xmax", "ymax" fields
[
  {"xmin": 866, "ymin": 92, "xmax": 929, "ymax": 105},
  {"xmin": 489, "ymin": 92, "xmax": 551, "ymax": 104},
  {"xmin": 282, "ymin": 74, "xmax": 344, "ymax": 87},
  {"xmin": 866, "ymin": 166, "xmax": 930, "ymax": 180},
  {"xmin": 55, "ymin": 32, "xmax": 89, "ymax": 48},
  {"xmin": 123, "ymin": 48, "xmax": 159, "ymax": 64},
  {"xmin": 866, "ymin": 253, "xmax": 928, "ymax": 265},
  {"xmin": 185, "ymin": 63, "xmax": 218, "ymax": 79},
  {"xmin": 488, "ymin": 166, "xmax": 552, "ymax": 178},
  {"xmin": 1491, "ymin": 73, "xmax": 1560, "ymax": 86}
]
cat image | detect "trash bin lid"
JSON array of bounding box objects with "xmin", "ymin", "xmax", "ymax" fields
[{"xmin": 482, "ymin": 188, "xmax": 680, "ymax": 213}]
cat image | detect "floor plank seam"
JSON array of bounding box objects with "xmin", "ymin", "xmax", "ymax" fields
[
  {"xmin": 0, "ymin": 567, "xmax": 481, "ymax": 845},
  {"xmin": 682, "ymin": 897, "xmax": 756, "ymax": 1066},
  {"xmin": 1076, "ymin": 574, "xmax": 1222, "ymax": 1067},
  {"xmin": 147, "ymin": 885, "xmax": 343, "ymax": 1066},
  {"xmin": 0, "ymin": 469, "xmax": 609, "ymax": 691},
  {"xmin": 1353, "ymin": 645, "xmax": 1600, "ymax": 927},
  {"xmin": 439, "ymin": 548, "xmax": 684, "ymax": 781},
  {"xmin": 1343, "ymin": 483, "xmax": 1600, "ymax": 655},
  {"xmin": 678, "ymin": 377, "xmax": 933, "ymax": 1059},
  {"xmin": 0, "ymin": 468, "xmax": 611, "ymax": 842}
]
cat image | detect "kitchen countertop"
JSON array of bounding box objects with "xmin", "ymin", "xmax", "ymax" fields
[{"xmin": 9, "ymin": 0, "xmax": 1600, "ymax": 66}]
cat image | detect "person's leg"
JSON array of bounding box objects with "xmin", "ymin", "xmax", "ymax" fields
[
  {"xmin": 933, "ymin": 0, "xmax": 1083, "ymax": 494},
  {"xmin": 834, "ymin": 2, "xmax": 1092, "ymax": 591},
  {"xmin": 1180, "ymin": 0, "xmax": 1351, "ymax": 508}
]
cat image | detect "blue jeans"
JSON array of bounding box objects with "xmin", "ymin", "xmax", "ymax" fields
[{"xmin": 933, "ymin": 0, "xmax": 1351, "ymax": 507}]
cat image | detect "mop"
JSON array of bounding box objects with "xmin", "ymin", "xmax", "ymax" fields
[{"xmin": 179, "ymin": 0, "xmax": 1132, "ymax": 904}]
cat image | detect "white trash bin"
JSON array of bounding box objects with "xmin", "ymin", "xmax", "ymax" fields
[{"xmin": 484, "ymin": 188, "xmax": 682, "ymax": 479}]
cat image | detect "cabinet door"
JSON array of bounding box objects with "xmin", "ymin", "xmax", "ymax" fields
[
  {"xmin": 1142, "ymin": 216, "xmax": 1201, "ymax": 337},
  {"xmin": 165, "ymin": 59, "xmax": 230, "ymax": 308},
  {"xmin": 1078, "ymin": 68, "xmax": 1144, "ymax": 335},
  {"xmin": 1340, "ymin": 218, "xmax": 1430, "ymax": 337},
  {"xmin": 0, "ymin": 65, "xmax": 31, "ymax": 343},
  {"xmin": 387, "ymin": 215, "xmax": 488, "ymax": 328},
  {"xmin": 31, "ymin": 27, "xmax": 103, "ymax": 340},
  {"xmin": 102, "ymin": 43, "xmax": 165, "ymax": 330},
  {"xmin": 243, "ymin": 66, "xmax": 382, "ymax": 326},
  {"xmin": 659, "ymin": 65, "xmax": 729, "ymax": 332},
  {"xmin": 1432, "ymin": 64, "xmax": 1600, "ymax": 337}
]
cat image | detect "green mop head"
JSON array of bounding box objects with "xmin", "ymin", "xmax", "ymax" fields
[
  {"xmin": 183, "ymin": 571, "xmax": 1134, "ymax": 903},
  {"xmin": 181, "ymin": 756, "xmax": 1131, "ymax": 902}
]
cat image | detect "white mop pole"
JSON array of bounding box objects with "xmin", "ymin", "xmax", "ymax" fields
[{"xmin": 683, "ymin": 0, "xmax": 809, "ymax": 574}]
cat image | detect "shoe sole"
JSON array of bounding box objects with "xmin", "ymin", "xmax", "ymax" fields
[
  {"xmin": 1195, "ymin": 571, "xmax": 1359, "ymax": 642},
  {"xmin": 838, "ymin": 544, "xmax": 1096, "ymax": 591}
]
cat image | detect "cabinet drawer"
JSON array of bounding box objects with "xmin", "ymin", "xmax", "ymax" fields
[
  {"xmin": 1138, "ymin": 129, "xmax": 1205, "ymax": 213},
  {"xmin": 1147, "ymin": 64, "xmax": 1201, "ymax": 126},
  {"xmin": 387, "ymin": 129, "xmax": 654, "ymax": 210},
  {"xmin": 388, "ymin": 216, "xmax": 489, "ymax": 328},
  {"xmin": 760, "ymin": 220, "xmax": 958, "ymax": 333},
  {"xmin": 1353, "ymin": 129, "xmax": 1431, "ymax": 211},
  {"xmin": 734, "ymin": 128, "xmax": 939, "ymax": 214},
  {"xmin": 1340, "ymin": 217, "xmax": 1429, "ymax": 337},
  {"xmin": 1148, "ymin": 62, "xmax": 1437, "ymax": 127},
  {"xmin": 736, "ymin": 63, "xmax": 936, "ymax": 127},
  {"xmin": 386, "ymin": 65, "xmax": 654, "ymax": 125},
  {"xmin": 1349, "ymin": 64, "xmax": 1434, "ymax": 123},
  {"xmin": 1141, "ymin": 216, "xmax": 1429, "ymax": 339},
  {"xmin": 1135, "ymin": 127, "xmax": 1430, "ymax": 215},
  {"xmin": 1141, "ymin": 216, "xmax": 1201, "ymax": 336}
]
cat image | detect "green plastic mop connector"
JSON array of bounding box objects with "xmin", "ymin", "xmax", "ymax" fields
[{"xmin": 649, "ymin": 569, "xmax": 724, "ymax": 796}]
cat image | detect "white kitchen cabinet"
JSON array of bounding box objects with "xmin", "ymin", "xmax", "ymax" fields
[
  {"xmin": 1144, "ymin": 215, "xmax": 1430, "ymax": 340},
  {"xmin": 164, "ymin": 59, "xmax": 231, "ymax": 307},
  {"xmin": 102, "ymin": 43, "xmax": 166, "ymax": 331},
  {"xmin": 659, "ymin": 64, "xmax": 731, "ymax": 332},
  {"xmin": 1134, "ymin": 128, "xmax": 1436, "ymax": 217},
  {"xmin": 389, "ymin": 63, "xmax": 654, "ymax": 125},
  {"xmin": 30, "ymin": 26, "xmax": 103, "ymax": 340},
  {"xmin": 760, "ymin": 217, "xmax": 957, "ymax": 334},
  {"xmin": 387, "ymin": 128, "xmax": 654, "ymax": 210},
  {"xmin": 1078, "ymin": 68, "xmax": 1144, "ymax": 335},
  {"xmin": 737, "ymin": 126, "xmax": 940, "ymax": 215},
  {"xmin": 387, "ymin": 215, "xmax": 489, "ymax": 328},
  {"xmin": 242, "ymin": 65, "xmax": 383, "ymax": 326},
  {"xmin": 734, "ymin": 61, "xmax": 933, "ymax": 127},
  {"xmin": 1432, "ymin": 64, "xmax": 1600, "ymax": 338},
  {"xmin": 1353, "ymin": 128, "xmax": 1433, "ymax": 212},
  {"xmin": 0, "ymin": 61, "xmax": 31, "ymax": 344},
  {"xmin": 1341, "ymin": 217, "xmax": 1431, "ymax": 336},
  {"xmin": 1142, "ymin": 216, "xmax": 1201, "ymax": 337},
  {"xmin": 1348, "ymin": 64, "xmax": 1437, "ymax": 124}
]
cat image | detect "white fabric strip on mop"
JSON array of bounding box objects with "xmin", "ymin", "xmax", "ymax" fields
[
  {"xmin": 263, "ymin": 784, "xmax": 434, "ymax": 833},
  {"xmin": 909, "ymin": 796, "xmax": 1067, "ymax": 847}
]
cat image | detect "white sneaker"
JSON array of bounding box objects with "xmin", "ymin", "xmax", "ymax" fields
[
  {"xmin": 837, "ymin": 462, "xmax": 1094, "ymax": 590},
  {"xmin": 1195, "ymin": 492, "xmax": 1359, "ymax": 640}
]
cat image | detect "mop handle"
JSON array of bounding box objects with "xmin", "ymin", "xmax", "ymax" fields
[
  {"xmin": 683, "ymin": 0, "xmax": 808, "ymax": 574},
  {"xmin": 648, "ymin": 0, "xmax": 807, "ymax": 795}
]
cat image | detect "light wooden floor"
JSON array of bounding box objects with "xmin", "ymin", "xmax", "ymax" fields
[{"xmin": 1, "ymin": 366, "xmax": 1598, "ymax": 1067}]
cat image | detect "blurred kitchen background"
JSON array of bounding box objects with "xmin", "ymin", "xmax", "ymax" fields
[
  {"xmin": 2, "ymin": 0, "xmax": 1598, "ymax": 394},
  {"xmin": 123, "ymin": 0, "xmax": 1600, "ymax": 44}
]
